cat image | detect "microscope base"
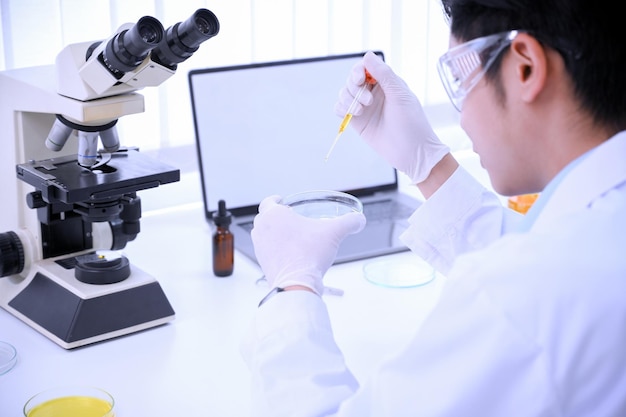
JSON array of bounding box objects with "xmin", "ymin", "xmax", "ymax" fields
[{"xmin": 0, "ymin": 255, "xmax": 175, "ymax": 349}]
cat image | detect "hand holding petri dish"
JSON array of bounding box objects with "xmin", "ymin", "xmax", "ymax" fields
[
  {"xmin": 280, "ymin": 190, "xmax": 363, "ymax": 218},
  {"xmin": 24, "ymin": 386, "xmax": 115, "ymax": 417}
]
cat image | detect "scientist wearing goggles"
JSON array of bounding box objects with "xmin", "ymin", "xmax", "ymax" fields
[{"xmin": 242, "ymin": 0, "xmax": 626, "ymax": 415}]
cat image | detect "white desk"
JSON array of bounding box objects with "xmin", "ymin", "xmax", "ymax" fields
[{"xmin": 0, "ymin": 201, "xmax": 445, "ymax": 416}]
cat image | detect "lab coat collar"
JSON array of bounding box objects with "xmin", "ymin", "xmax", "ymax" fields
[{"xmin": 532, "ymin": 130, "xmax": 626, "ymax": 231}]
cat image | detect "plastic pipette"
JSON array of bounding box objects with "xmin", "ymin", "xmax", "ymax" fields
[{"xmin": 325, "ymin": 71, "xmax": 376, "ymax": 162}]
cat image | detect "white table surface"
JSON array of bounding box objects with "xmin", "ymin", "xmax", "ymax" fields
[{"xmin": 0, "ymin": 200, "xmax": 446, "ymax": 416}]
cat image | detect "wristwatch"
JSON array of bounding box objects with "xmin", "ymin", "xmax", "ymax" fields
[{"xmin": 258, "ymin": 287, "xmax": 285, "ymax": 307}]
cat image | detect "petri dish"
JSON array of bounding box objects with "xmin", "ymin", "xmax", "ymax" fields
[
  {"xmin": 363, "ymin": 257, "xmax": 435, "ymax": 288},
  {"xmin": 281, "ymin": 190, "xmax": 363, "ymax": 219},
  {"xmin": 24, "ymin": 386, "xmax": 115, "ymax": 417},
  {"xmin": 0, "ymin": 341, "xmax": 17, "ymax": 375}
]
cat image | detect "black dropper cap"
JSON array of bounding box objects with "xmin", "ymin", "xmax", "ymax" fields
[{"xmin": 213, "ymin": 199, "xmax": 232, "ymax": 227}]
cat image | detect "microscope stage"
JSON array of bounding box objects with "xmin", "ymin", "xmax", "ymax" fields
[{"xmin": 16, "ymin": 148, "xmax": 179, "ymax": 204}]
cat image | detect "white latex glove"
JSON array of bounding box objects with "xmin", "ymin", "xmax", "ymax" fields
[
  {"xmin": 251, "ymin": 195, "xmax": 366, "ymax": 296},
  {"xmin": 335, "ymin": 51, "xmax": 450, "ymax": 184}
]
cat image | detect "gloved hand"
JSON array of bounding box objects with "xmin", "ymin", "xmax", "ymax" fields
[
  {"xmin": 251, "ymin": 195, "xmax": 366, "ymax": 296},
  {"xmin": 335, "ymin": 51, "xmax": 450, "ymax": 184}
]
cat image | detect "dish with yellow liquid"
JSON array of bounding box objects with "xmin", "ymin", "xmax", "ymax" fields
[{"xmin": 24, "ymin": 387, "xmax": 114, "ymax": 417}]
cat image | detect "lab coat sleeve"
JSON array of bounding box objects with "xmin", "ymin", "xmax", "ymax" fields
[
  {"xmin": 401, "ymin": 166, "xmax": 521, "ymax": 275},
  {"xmin": 241, "ymin": 290, "xmax": 359, "ymax": 417},
  {"xmin": 336, "ymin": 250, "xmax": 560, "ymax": 417}
]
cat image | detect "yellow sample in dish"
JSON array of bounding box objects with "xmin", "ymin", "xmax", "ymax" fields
[{"xmin": 26, "ymin": 396, "xmax": 114, "ymax": 417}]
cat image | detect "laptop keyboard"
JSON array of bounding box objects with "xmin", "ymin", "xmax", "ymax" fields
[
  {"xmin": 238, "ymin": 220, "xmax": 254, "ymax": 232},
  {"xmin": 362, "ymin": 199, "xmax": 415, "ymax": 221},
  {"xmin": 237, "ymin": 199, "xmax": 414, "ymax": 232}
]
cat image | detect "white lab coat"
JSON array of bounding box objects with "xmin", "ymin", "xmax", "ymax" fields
[{"xmin": 241, "ymin": 131, "xmax": 626, "ymax": 416}]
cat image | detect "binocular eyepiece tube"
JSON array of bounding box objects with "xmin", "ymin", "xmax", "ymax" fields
[
  {"xmin": 103, "ymin": 16, "xmax": 165, "ymax": 76},
  {"xmin": 99, "ymin": 9, "xmax": 219, "ymax": 77},
  {"xmin": 151, "ymin": 8, "xmax": 220, "ymax": 70}
]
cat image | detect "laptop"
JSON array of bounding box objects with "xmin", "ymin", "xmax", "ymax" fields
[{"xmin": 188, "ymin": 52, "xmax": 422, "ymax": 264}]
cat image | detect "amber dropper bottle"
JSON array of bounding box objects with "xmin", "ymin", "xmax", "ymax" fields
[{"xmin": 212, "ymin": 199, "xmax": 234, "ymax": 277}]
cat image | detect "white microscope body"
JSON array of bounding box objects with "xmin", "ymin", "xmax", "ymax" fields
[{"xmin": 0, "ymin": 10, "xmax": 219, "ymax": 349}]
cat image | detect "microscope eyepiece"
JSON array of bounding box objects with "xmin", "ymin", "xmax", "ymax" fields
[
  {"xmin": 102, "ymin": 16, "xmax": 165, "ymax": 76},
  {"xmin": 178, "ymin": 8, "xmax": 220, "ymax": 48},
  {"xmin": 138, "ymin": 22, "xmax": 161, "ymax": 44},
  {"xmin": 151, "ymin": 9, "xmax": 220, "ymax": 70}
]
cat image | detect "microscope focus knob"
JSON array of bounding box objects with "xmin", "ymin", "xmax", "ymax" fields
[
  {"xmin": 26, "ymin": 191, "xmax": 47, "ymax": 209},
  {"xmin": 0, "ymin": 231, "xmax": 25, "ymax": 277}
]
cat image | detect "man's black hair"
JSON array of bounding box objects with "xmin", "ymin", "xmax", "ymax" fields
[{"xmin": 441, "ymin": 0, "xmax": 626, "ymax": 130}]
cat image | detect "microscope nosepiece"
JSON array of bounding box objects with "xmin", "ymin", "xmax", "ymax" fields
[
  {"xmin": 45, "ymin": 118, "xmax": 74, "ymax": 152},
  {"xmin": 99, "ymin": 126, "xmax": 120, "ymax": 153}
]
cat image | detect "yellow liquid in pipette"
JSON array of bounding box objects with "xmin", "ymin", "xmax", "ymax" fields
[
  {"xmin": 338, "ymin": 113, "xmax": 353, "ymax": 133},
  {"xmin": 324, "ymin": 114, "xmax": 354, "ymax": 161},
  {"xmin": 27, "ymin": 396, "xmax": 113, "ymax": 417},
  {"xmin": 325, "ymin": 70, "xmax": 376, "ymax": 162}
]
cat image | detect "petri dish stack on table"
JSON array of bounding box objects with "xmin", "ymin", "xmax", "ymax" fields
[{"xmin": 0, "ymin": 340, "xmax": 17, "ymax": 375}]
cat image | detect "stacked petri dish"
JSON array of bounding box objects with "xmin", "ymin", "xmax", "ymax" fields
[{"xmin": 0, "ymin": 341, "xmax": 17, "ymax": 375}]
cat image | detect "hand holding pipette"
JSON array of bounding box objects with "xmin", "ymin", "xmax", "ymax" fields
[
  {"xmin": 330, "ymin": 50, "xmax": 449, "ymax": 184},
  {"xmin": 325, "ymin": 70, "xmax": 376, "ymax": 162}
]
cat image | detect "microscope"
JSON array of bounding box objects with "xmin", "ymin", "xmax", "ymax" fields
[{"xmin": 0, "ymin": 9, "xmax": 219, "ymax": 348}]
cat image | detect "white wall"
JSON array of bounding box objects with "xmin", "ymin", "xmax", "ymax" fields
[{"xmin": 0, "ymin": 0, "xmax": 459, "ymax": 152}]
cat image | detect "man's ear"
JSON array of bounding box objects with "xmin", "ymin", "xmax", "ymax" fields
[{"xmin": 509, "ymin": 33, "xmax": 548, "ymax": 103}]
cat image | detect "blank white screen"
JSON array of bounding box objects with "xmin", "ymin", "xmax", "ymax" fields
[{"xmin": 189, "ymin": 53, "xmax": 396, "ymax": 213}]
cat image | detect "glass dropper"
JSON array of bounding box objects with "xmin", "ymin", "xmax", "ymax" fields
[{"xmin": 325, "ymin": 70, "xmax": 376, "ymax": 162}]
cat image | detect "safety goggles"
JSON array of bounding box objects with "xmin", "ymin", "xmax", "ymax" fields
[{"xmin": 437, "ymin": 30, "xmax": 520, "ymax": 111}]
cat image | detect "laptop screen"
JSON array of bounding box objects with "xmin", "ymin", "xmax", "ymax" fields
[{"xmin": 189, "ymin": 52, "xmax": 396, "ymax": 217}]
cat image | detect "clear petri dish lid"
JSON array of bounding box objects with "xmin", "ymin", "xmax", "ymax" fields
[
  {"xmin": 280, "ymin": 190, "xmax": 363, "ymax": 219},
  {"xmin": 0, "ymin": 340, "xmax": 17, "ymax": 375},
  {"xmin": 363, "ymin": 257, "xmax": 435, "ymax": 288}
]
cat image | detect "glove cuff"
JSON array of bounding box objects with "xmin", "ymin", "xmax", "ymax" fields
[
  {"xmin": 409, "ymin": 142, "xmax": 450, "ymax": 184},
  {"xmin": 271, "ymin": 265, "xmax": 325, "ymax": 296}
]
